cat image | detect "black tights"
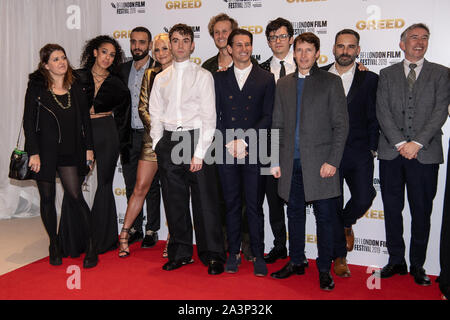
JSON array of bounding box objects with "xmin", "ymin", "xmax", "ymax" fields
[{"xmin": 37, "ymin": 166, "xmax": 93, "ymax": 243}]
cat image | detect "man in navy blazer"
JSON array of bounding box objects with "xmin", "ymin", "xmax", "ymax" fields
[
  {"xmin": 214, "ymin": 28, "xmax": 275, "ymax": 277},
  {"xmin": 321, "ymin": 29, "xmax": 379, "ymax": 278}
]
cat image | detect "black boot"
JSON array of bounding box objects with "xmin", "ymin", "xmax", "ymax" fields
[
  {"xmin": 49, "ymin": 237, "xmax": 62, "ymax": 266},
  {"xmin": 83, "ymin": 238, "xmax": 98, "ymax": 269}
]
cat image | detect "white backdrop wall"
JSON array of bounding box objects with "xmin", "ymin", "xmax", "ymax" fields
[
  {"xmin": 0, "ymin": 0, "xmax": 101, "ymax": 220},
  {"xmin": 101, "ymin": 0, "xmax": 450, "ymax": 275}
]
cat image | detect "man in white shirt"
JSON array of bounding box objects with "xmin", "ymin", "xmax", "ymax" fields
[
  {"xmin": 214, "ymin": 28, "xmax": 275, "ymax": 277},
  {"xmin": 321, "ymin": 29, "xmax": 379, "ymax": 278},
  {"xmin": 149, "ymin": 23, "xmax": 226, "ymax": 275},
  {"xmin": 259, "ymin": 17, "xmax": 296, "ymax": 266},
  {"xmin": 375, "ymin": 23, "xmax": 449, "ymax": 286}
]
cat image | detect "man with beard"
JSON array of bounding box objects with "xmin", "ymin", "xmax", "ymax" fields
[
  {"xmin": 321, "ymin": 29, "xmax": 379, "ymax": 278},
  {"xmin": 119, "ymin": 26, "xmax": 162, "ymax": 247}
]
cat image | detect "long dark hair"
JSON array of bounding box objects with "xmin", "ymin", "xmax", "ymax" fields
[
  {"xmin": 38, "ymin": 43, "xmax": 74, "ymax": 90},
  {"xmin": 80, "ymin": 35, "xmax": 125, "ymax": 74}
]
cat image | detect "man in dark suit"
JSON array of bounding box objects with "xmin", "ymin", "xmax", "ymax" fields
[
  {"xmin": 375, "ymin": 23, "xmax": 449, "ymax": 286},
  {"xmin": 321, "ymin": 29, "xmax": 379, "ymax": 278},
  {"xmin": 258, "ymin": 17, "xmax": 296, "ymax": 265},
  {"xmin": 214, "ymin": 28, "xmax": 275, "ymax": 277},
  {"xmin": 118, "ymin": 26, "xmax": 161, "ymax": 247},
  {"xmin": 270, "ymin": 32, "xmax": 348, "ymax": 290}
]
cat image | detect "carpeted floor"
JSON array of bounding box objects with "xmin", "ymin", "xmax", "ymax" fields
[{"xmin": 0, "ymin": 241, "xmax": 443, "ymax": 300}]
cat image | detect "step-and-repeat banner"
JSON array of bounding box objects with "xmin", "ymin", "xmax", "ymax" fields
[{"xmin": 99, "ymin": 0, "xmax": 450, "ymax": 275}]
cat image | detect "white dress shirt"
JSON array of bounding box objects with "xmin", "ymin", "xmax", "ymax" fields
[
  {"xmin": 328, "ymin": 62, "xmax": 356, "ymax": 96},
  {"xmin": 403, "ymin": 57, "xmax": 424, "ymax": 79},
  {"xmin": 270, "ymin": 51, "xmax": 296, "ymax": 82},
  {"xmin": 234, "ymin": 64, "xmax": 253, "ymax": 90},
  {"xmin": 149, "ymin": 59, "xmax": 216, "ymax": 159}
]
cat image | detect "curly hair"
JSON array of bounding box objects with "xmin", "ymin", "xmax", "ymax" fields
[
  {"xmin": 207, "ymin": 13, "xmax": 238, "ymax": 38},
  {"xmin": 80, "ymin": 35, "xmax": 125, "ymax": 73}
]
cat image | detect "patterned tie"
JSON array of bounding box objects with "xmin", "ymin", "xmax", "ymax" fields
[
  {"xmin": 407, "ymin": 63, "xmax": 417, "ymax": 91},
  {"xmin": 279, "ymin": 60, "xmax": 286, "ymax": 78}
]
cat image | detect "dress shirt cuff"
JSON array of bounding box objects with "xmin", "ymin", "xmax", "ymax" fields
[
  {"xmin": 412, "ymin": 141, "xmax": 423, "ymax": 148},
  {"xmin": 395, "ymin": 141, "xmax": 407, "ymax": 149}
]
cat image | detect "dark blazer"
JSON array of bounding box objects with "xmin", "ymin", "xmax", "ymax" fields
[
  {"xmin": 272, "ymin": 65, "xmax": 349, "ymax": 202},
  {"xmin": 259, "ymin": 56, "xmax": 272, "ymax": 73},
  {"xmin": 75, "ymin": 68, "xmax": 131, "ymax": 162},
  {"xmin": 214, "ymin": 64, "xmax": 275, "ymax": 156},
  {"xmin": 118, "ymin": 57, "xmax": 157, "ymax": 86},
  {"xmin": 23, "ymin": 70, "xmax": 94, "ymax": 181},
  {"xmin": 376, "ymin": 59, "xmax": 449, "ymax": 164},
  {"xmin": 321, "ymin": 63, "xmax": 379, "ymax": 161},
  {"xmin": 202, "ymin": 54, "xmax": 259, "ymax": 74}
]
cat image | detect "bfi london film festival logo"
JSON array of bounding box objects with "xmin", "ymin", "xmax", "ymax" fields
[
  {"xmin": 111, "ymin": 1, "xmax": 146, "ymax": 14},
  {"xmin": 223, "ymin": 0, "xmax": 263, "ymax": 9}
]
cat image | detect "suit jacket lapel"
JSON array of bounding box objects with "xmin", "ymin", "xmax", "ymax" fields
[
  {"xmin": 226, "ymin": 66, "xmax": 241, "ymax": 94},
  {"xmin": 347, "ymin": 65, "xmax": 366, "ymax": 104},
  {"xmin": 241, "ymin": 65, "xmax": 258, "ymax": 93}
]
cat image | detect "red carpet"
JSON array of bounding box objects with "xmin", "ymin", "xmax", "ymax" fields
[{"xmin": 0, "ymin": 241, "xmax": 442, "ymax": 300}]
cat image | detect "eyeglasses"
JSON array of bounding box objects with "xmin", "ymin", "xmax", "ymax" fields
[{"xmin": 268, "ymin": 34, "xmax": 290, "ymax": 42}]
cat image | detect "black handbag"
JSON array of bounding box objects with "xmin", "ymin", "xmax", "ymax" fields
[{"xmin": 9, "ymin": 120, "xmax": 32, "ymax": 180}]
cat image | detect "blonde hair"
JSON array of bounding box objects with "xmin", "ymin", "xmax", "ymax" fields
[{"xmin": 152, "ymin": 33, "xmax": 170, "ymax": 55}]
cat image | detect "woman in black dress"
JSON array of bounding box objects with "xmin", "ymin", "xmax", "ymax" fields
[
  {"xmin": 23, "ymin": 44, "xmax": 98, "ymax": 268},
  {"xmin": 71, "ymin": 35, "xmax": 130, "ymax": 255}
]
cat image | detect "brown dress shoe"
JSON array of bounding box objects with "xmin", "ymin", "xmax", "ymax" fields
[
  {"xmin": 334, "ymin": 257, "xmax": 351, "ymax": 277},
  {"xmin": 345, "ymin": 227, "xmax": 354, "ymax": 252}
]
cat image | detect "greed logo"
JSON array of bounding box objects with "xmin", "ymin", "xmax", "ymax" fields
[
  {"xmin": 166, "ymin": 0, "xmax": 201, "ymax": 9},
  {"xmin": 113, "ymin": 30, "xmax": 131, "ymax": 39},
  {"xmin": 190, "ymin": 57, "xmax": 202, "ymax": 65},
  {"xmin": 364, "ymin": 209, "xmax": 384, "ymax": 220},
  {"xmin": 240, "ymin": 25, "xmax": 264, "ymax": 35},
  {"xmin": 111, "ymin": 1, "xmax": 146, "ymax": 14},
  {"xmin": 318, "ymin": 55, "xmax": 328, "ymax": 65},
  {"xmin": 356, "ymin": 18, "xmax": 405, "ymax": 30},
  {"xmin": 114, "ymin": 188, "xmax": 126, "ymax": 196},
  {"xmin": 224, "ymin": 0, "xmax": 263, "ymax": 9}
]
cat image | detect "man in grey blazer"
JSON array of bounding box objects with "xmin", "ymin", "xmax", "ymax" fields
[
  {"xmin": 270, "ymin": 32, "xmax": 349, "ymax": 290},
  {"xmin": 375, "ymin": 23, "xmax": 449, "ymax": 286}
]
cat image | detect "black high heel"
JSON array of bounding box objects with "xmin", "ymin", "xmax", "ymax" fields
[
  {"xmin": 83, "ymin": 238, "xmax": 98, "ymax": 269},
  {"xmin": 49, "ymin": 238, "xmax": 62, "ymax": 266}
]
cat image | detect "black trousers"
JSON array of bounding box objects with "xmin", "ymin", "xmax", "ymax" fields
[
  {"xmin": 334, "ymin": 154, "xmax": 376, "ymax": 258},
  {"xmin": 155, "ymin": 130, "xmax": 226, "ymax": 265},
  {"xmin": 380, "ymin": 156, "xmax": 439, "ymax": 267},
  {"xmin": 440, "ymin": 141, "xmax": 450, "ymax": 288},
  {"xmin": 264, "ymin": 174, "xmax": 287, "ymax": 250},
  {"xmin": 122, "ymin": 129, "xmax": 161, "ymax": 233}
]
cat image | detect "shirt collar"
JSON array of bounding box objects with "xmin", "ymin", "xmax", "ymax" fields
[
  {"xmin": 330, "ymin": 62, "xmax": 356, "ymax": 77},
  {"xmin": 297, "ymin": 71, "xmax": 310, "ymax": 78},
  {"xmin": 132, "ymin": 56, "xmax": 151, "ymax": 71},
  {"xmin": 404, "ymin": 57, "xmax": 424, "ymax": 68},
  {"xmin": 173, "ymin": 59, "xmax": 191, "ymax": 70},
  {"xmin": 234, "ymin": 63, "xmax": 252, "ymax": 75},
  {"xmin": 272, "ymin": 50, "xmax": 294, "ymax": 66}
]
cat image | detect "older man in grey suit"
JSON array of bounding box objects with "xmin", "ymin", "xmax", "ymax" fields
[
  {"xmin": 270, "ymin": 32, "xmax": 348, "ymax": 291},
  {"xmin": 375, "ymin": 23, "xmax": 449, "ymax": 286}
]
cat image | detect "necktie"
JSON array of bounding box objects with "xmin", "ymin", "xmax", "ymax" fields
[
  {"xmin": 279, "ymin": 60, "xmax": 286, "ymax": 78},
  {"xmin": 407, "ymin": 63, "xmax": 417, "ymax": 91}
]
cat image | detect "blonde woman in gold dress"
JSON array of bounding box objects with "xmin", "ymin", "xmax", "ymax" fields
[{"xmin": 119, "ymin": 33, "xmax": 173, "ymax": 257}]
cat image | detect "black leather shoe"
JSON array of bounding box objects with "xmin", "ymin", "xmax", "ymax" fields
[
  {"xmin": 264, "ymin": 247, "xmax": 288, "ymax": 264},
  {"xmin": 208, "ymin": 260, "xmax": 224, "ymax": 275},
  {"xmin": 410, "ymin": 266, "xmax": 431, "ymax": 286},
  {"xmin": 162, "ymin": 258, "xmax": 194, "ymax": 271},
  {"xmin": 141, "ymin": 231, "xmax": 158, "ymax": 248},
  {"xmin": 375, "ymin": 262, "xmax": 408, "ymax": 278},
  {"xmin": 319, "ymin": 272, "xmax": 335, "ymax": 291},
  {"xmin": 271, "ymin": 261, "xmax": 305, "ymax": 279},
  {"xmin": 83, "ymin": 239, "xmax": 98, "ymax": 269},
  {"xmin": 128, "ymin": 230, "xmax": 144, "ymax": 245}
]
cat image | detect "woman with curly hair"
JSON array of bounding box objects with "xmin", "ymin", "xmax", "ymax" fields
[{"xmin": 60, "ymin": 35, "xmax": 131, "ymax": 255}]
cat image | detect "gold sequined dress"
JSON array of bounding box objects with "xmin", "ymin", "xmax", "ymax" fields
[{"xmin": 138, "ymin": 66, "xmax": 161, "ymax": 161}]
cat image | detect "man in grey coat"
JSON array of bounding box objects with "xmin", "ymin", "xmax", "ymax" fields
[
  {"xmin": 270, "ymin": 32, "xmax": 349, "ymax": 291},
  {"xmin": 375, "ymin": 23, "xmax": 449, "ymax": 286}
]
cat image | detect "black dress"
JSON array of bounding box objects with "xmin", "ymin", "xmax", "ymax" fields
[{"xmin": 59, "ymin": 69, "xmax": 131, "ymax": 256}]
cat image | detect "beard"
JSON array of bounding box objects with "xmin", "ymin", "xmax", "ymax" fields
[
  {"xmin": 336, "ymin": 53, "xmax": 356, "ymax": 67},
  {"xmin": 131, "ymin": 48, "xmax": 149, "ymax": 61}
]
